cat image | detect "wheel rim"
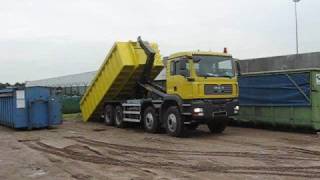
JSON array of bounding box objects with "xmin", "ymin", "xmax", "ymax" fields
[
  {"xmin": 105, "ymin": 111, "xmax": 111, "ymax": 123},
  {"xmin": 167, "ymin": 113, "xmax": 177, "ymax": 132},
  {"xmin": 115, "ymin": 110, "xmax": 121, "ymax": 125},
  {"xmin": 145, "ymin": 113, "xmax": 154, "ymax": 129}
]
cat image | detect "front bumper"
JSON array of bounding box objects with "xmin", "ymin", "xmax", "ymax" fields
[{"xmin": 184, "ymin": 99, "xmax": 239, "ymax": 123}]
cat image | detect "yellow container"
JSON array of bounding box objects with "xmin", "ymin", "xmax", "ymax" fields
[{"xmin": 80, "ymin": 41, "xmax": 163, "ymax": 122}]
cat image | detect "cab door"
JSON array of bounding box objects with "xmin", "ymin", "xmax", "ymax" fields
[{"xmin": 166, "ymin": 58, "xmax": 193, "ymax": 99}]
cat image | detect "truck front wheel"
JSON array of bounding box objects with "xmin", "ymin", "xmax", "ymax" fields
[
  {"xmin": 104, "ymin": 105, "xmax": 114, "ymax": 126},
  {"xmin": 164, "ymin": 106, "xmax": 184, "ymax": 137},
  {"xmin": 115, "ymin": 106, "xmax": 126, "ymax": 128},
  {"xmin": 143, "ymin": 106, "xmax": 159, "ymax": 133}
]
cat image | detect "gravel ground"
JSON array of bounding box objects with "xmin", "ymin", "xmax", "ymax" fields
[{"xmin": 1, "ymin": 116, "xmax": 320, "ymax": 180}]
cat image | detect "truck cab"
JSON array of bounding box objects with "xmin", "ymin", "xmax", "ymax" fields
[
  {"xmin": 166, "ymin": 51, "xmax": 238, "ymax": 100},
  {"xmin": 159, "ymin": 51, "xmax": 239, "ymax": 136}
]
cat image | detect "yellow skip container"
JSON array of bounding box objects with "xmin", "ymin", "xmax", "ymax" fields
[{"xmin": 80, "ymin": 41, "xmax": 163, "ymax": 122}]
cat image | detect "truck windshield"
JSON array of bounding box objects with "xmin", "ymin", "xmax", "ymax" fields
[{"xmin": 193, "ymin": 56, "xmax": 234, "ymax": 78}]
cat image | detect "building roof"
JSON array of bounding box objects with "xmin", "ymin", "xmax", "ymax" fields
[
  {"xmin": 238, "ymin": 52, "xmax": 320, "ymax": 74},
  {"xmin": 26, "ymin": 71, "xmax": 97, "ymax": 87}
]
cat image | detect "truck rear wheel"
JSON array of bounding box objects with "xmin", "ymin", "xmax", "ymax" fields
[
  {"xmin": 115, "ymin": 106, "xmax": 126, "ymax": 128},
  {"xmin": 165, "ymin": 106, "xmax": 185, "ymax": 137},
  {"xmin": 104, "ymin": 105, "xmax": 114, "ymax": 126},
  {"xmin": 143, "ymin": 106, "xmax": 159, "ymax": 133},
  {"xmin": 207, "ymin": 120, "xmax": 228, "ymax": 133}
]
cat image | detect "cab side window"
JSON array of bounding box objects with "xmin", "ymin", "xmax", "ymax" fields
[
  {"xmin": 177, "ymin": 59, "xmax": 190, "ymax": 77},
  {"xmin": 170, "ymin": 59, "xmax": 190, "ymax": 77},
  {"xmin": 185, "ymin": 60, "xmax": 190, "ymax": 76},
  {"xmin": 170, "ymin": 61, "xmax": 176, "ymax": 75}
]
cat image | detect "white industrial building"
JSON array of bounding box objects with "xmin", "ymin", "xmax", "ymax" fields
[
  {"xmin": 26, "ymin": 71, "xmax": 97, "ymax": 87},
  {"xmin": 26, "ymin": 71, "xmax": 97, "ymax": 96},
  {"xmin": 25, "ymin": 69, "xmax": 165, "ymax": 96}
]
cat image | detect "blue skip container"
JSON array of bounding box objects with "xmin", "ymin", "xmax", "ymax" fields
[{"xmin": 0, "ymin": 87, "xmax": 62, "ymax": 129}]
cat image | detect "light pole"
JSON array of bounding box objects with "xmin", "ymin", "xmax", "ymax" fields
[{"xmin": 293, "ymin": 0, "xmax": 301, "ymax": 54}]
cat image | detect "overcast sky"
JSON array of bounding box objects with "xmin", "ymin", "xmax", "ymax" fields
[{"xmin": 0, "ymin": 0, "xmax": 319, "ymax": 83}]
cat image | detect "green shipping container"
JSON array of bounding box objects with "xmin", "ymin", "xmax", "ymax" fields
[
  {"xmin": 236, "ymin": 70, "xmax": 320, "ymax": 130},
  {"xmin": 61, "ymin": 96, "xmax": 81, "ymax": 114},
  {"xmin": 235, "ymin": 52, "xmax": 320, "ymax": 130}
]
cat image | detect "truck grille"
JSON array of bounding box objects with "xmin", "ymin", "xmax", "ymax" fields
[{"xmin": 204, "ymin": 84, "xmax": 233, "ymax": 95}]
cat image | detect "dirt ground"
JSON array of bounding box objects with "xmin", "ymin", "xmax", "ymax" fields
[{"xmin": 1, "ymin": 116, "xmax": 320, "ymax": 180}]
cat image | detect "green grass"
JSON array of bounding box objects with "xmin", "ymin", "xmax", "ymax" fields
[{"xmin": 63, "ymin": 113, "xmax": 83, "ymax": 121}]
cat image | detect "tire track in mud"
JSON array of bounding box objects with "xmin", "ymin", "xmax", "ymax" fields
[
  {"xmin": 21, "ymin": 137, "xmax": 320, "ymax": 178},
  {"xmin": 24, "ymin": 141, "xmax": 185, "ymax": 168},
  {"xmin": 220, "ymin": 139, "xmax": 320, "ymax": 158},
  {"xmin": 65, "ymin": 136, "xmax": 320, "ymax": 162}
]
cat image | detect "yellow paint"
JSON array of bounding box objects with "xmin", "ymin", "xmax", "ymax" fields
[
  {"xmin": 166, "ymin": 52, "xmax": 238, "ymax": 100},
  {"xmin": 169, "ymin": 51, "xmax": 231, "ymax": 59}
]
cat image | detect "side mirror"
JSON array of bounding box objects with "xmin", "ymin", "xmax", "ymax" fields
[
  {"xmin": 193, "ymin": 57, "xmax": 202, "ymax": 63},
  {"xmin": 235, "ymin": 60, "xmax": 241, "ymax": 76}
]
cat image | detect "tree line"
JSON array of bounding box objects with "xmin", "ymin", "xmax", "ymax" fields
[{"xmin": 0, "ymin": 83, "xmax": 25, "ymax": 90}]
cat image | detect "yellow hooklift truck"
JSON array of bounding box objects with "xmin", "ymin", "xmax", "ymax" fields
[{"xmin": 80, "ymin": 37, "xmax": 240, "ymax": 137}]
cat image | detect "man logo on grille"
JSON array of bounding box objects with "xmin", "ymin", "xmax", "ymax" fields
[{"xmin": 214, "ymin": 85, "xmax": 225, "ymax": 93}]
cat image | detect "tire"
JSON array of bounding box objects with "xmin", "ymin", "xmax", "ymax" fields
[
  {"xmin": 143, "ymin": 106, "xmax": 159, "ymax": 133},
  {"xmin": 207, "ymin": 120, "xmax": 228, "ymax": 133},
  {"xmin": 104, "ymin": 105, "xmax": 114, "ymax": 126},
  {"xmin": 164, "ymin": 106, "xmax": 185, "ymax": 137},
  {"xmin": 115, "ymin": 106, "xmax": 126, "ymax": 128}
]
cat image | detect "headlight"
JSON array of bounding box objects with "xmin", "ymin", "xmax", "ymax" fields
[
  {"xmin": 234, "ymin": 106, "xmax": 239, "ymax": 111},
  {"xmin": 194, "ymin": 108, "xmax": 203, "ymax": 113}
]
